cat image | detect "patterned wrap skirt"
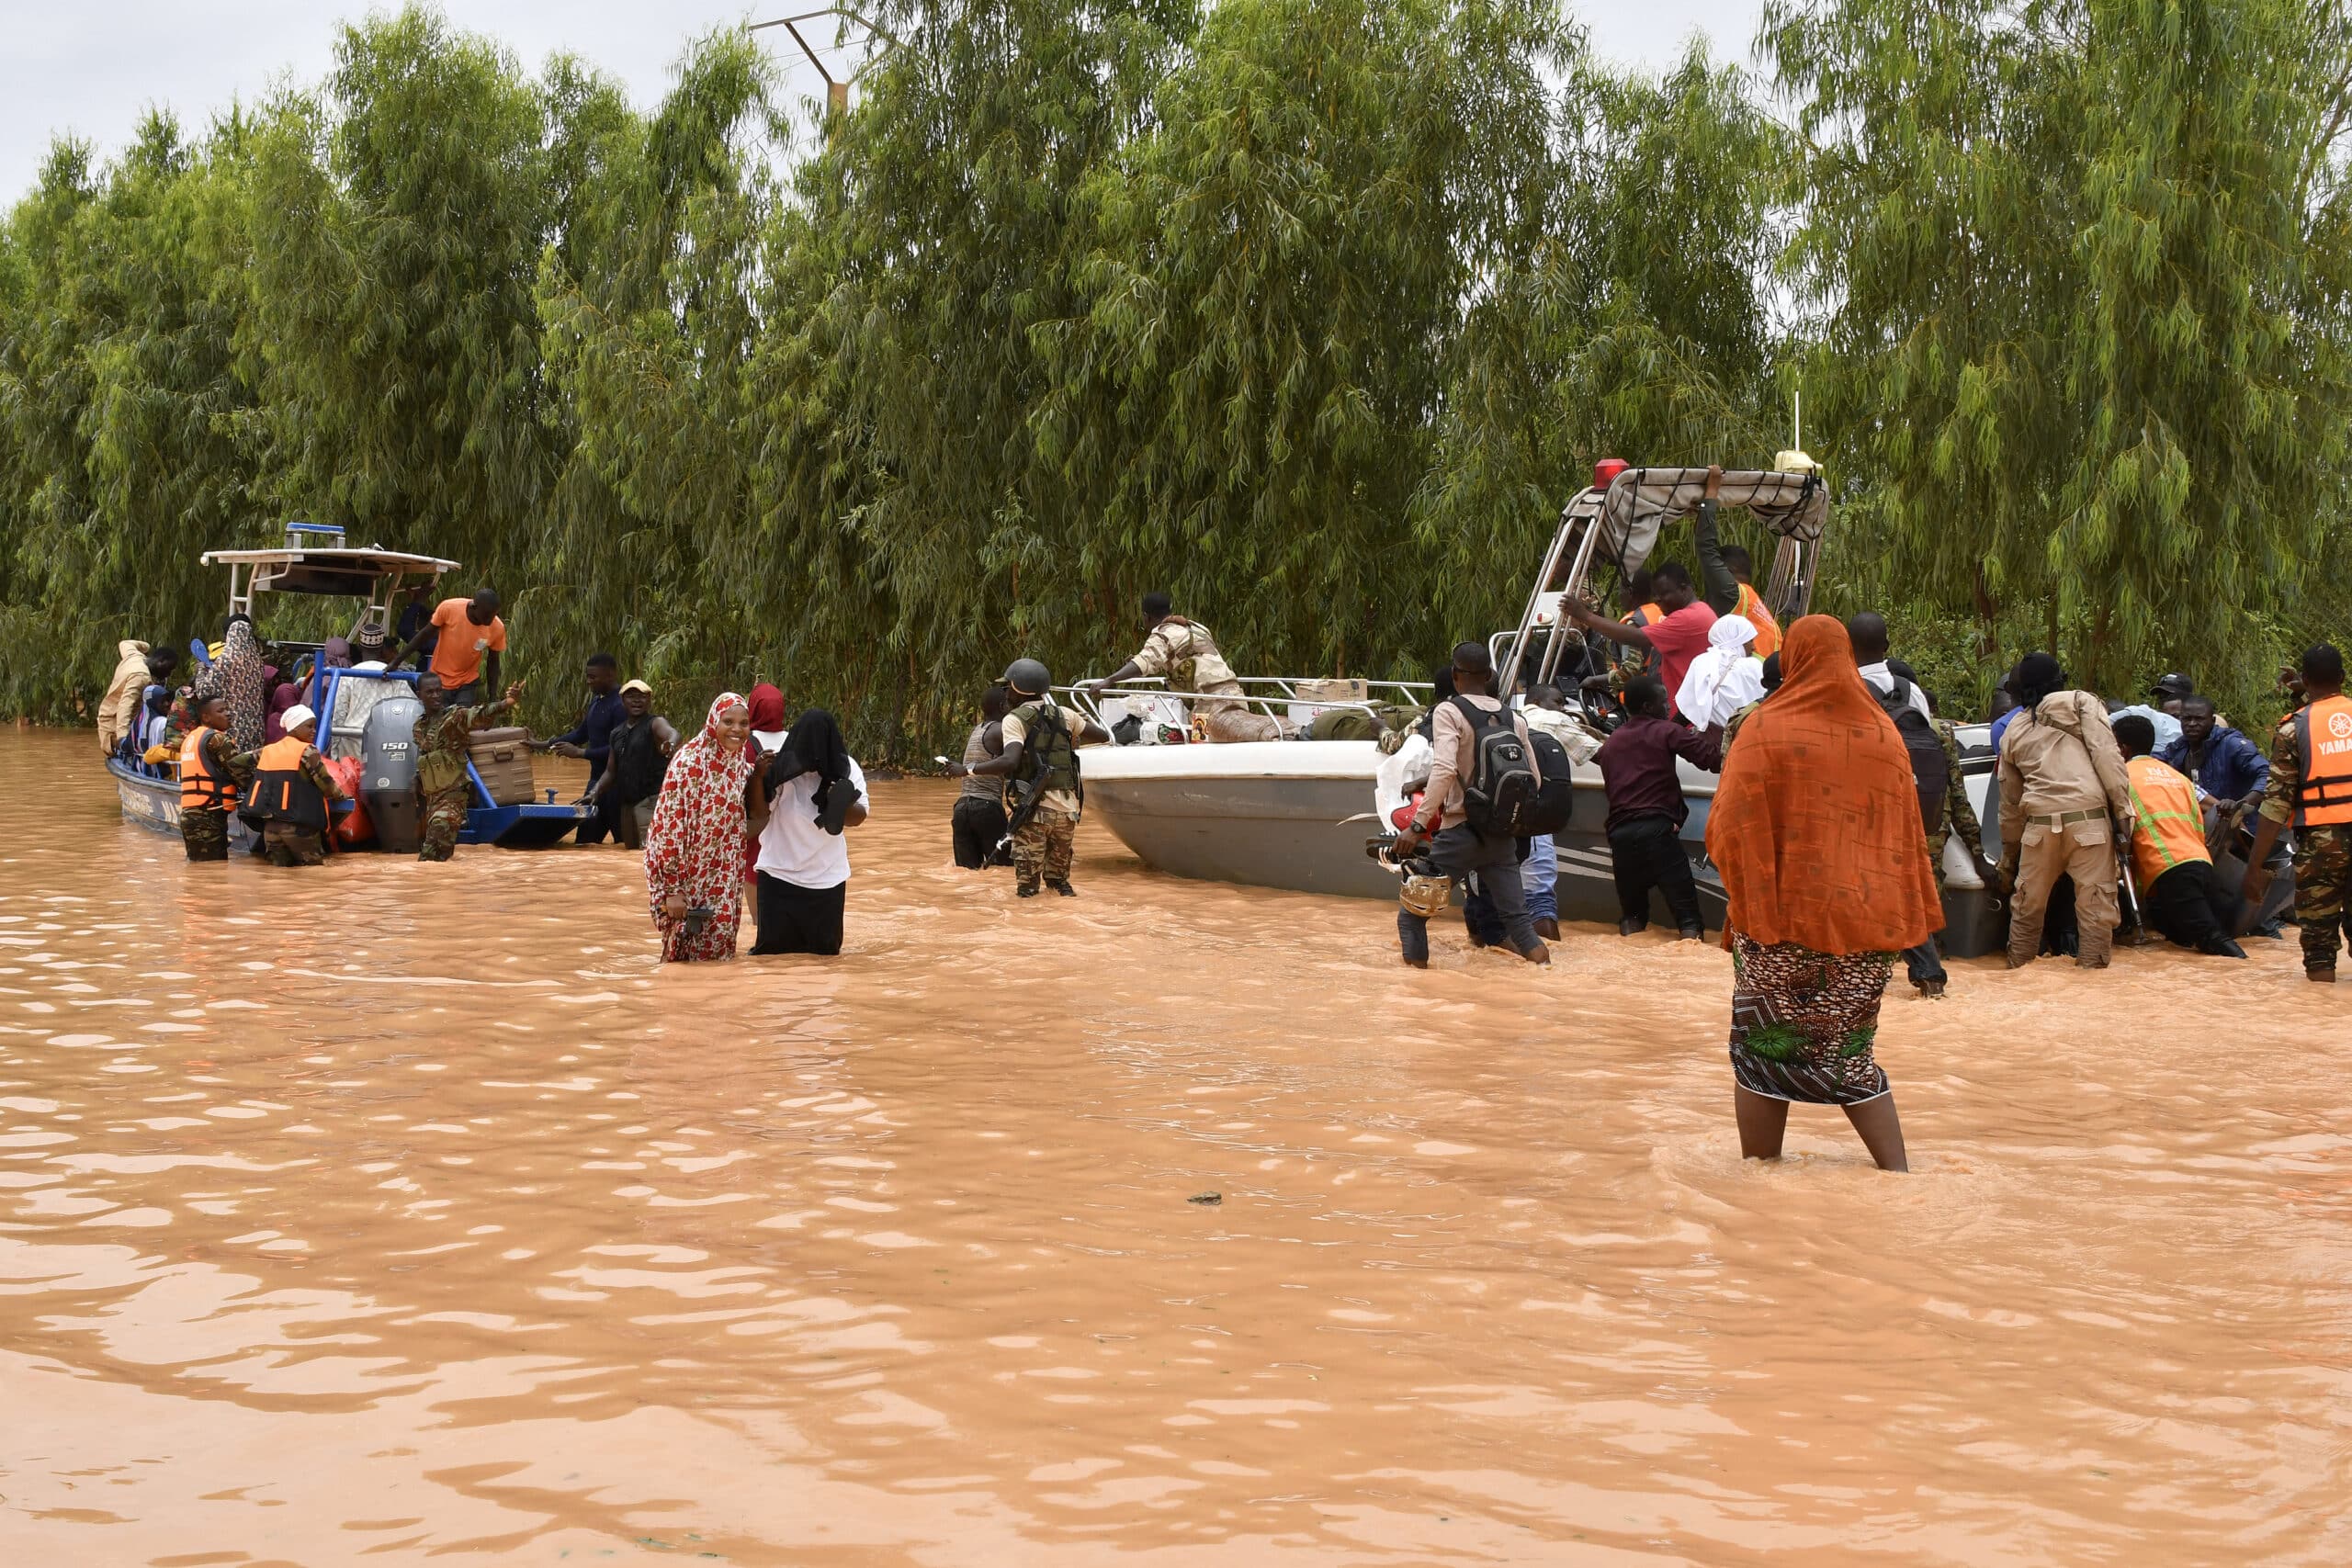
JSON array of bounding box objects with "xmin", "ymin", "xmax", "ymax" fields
[{"xmin": 1726, "ymin": 931, "xmax": 1897, "ymax": 1105}]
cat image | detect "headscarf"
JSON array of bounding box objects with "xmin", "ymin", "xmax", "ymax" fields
[
  {"xmin": 1704, "ymin": 615, "xmax": 1940, "ymax": 955},
  {"xmin": 642, "ymin": 693, "xmax": 754, "ymax": 922},
  {"xmin": 264, "ymin": 682, "xmax": 301, "ymax": 744},
  {"xmin": 200, "ymin": 618, "xmax": 268, "ymax": 751},
  {"xmin": 746, "ymin": 683, "xmax": 786, "ymax": 736},
  {"xmin": 1674, "ymin": 614, "xmax": 1766, "ymax": 729},
  {"xmin": 322, "ymin": 637, "xmax": 354, "ymax": 671},
  {"xmin": 764, "ymin": 707, "xmax": 853, "ymax": 826}
]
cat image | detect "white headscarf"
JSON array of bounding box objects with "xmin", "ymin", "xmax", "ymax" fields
[{"xmin": 1675, "ymin": 614, "xmax": 1766, "ymax": 728}]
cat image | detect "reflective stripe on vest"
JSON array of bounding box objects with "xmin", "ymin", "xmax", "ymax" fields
[
  {"xmin": 251, "ymin": 735, "xmax": 327, "ymax": 831},
  {"xmin": 178, "ymin": 727, "xmax": 236, "ymax": 812},
  {"xmin": 2125, "ymin": 755, "xmax": 2210, "ymax": 885},
  {"xmin": 2295, "ymin": 694, "xmax": 2352, "ymax": 827},
  {"xmin": 1734, "ymin": 583, "xmax": 1781, "ymax": 659}
]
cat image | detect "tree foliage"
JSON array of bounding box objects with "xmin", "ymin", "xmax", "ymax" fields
[{"xmin": 2, "ymin": 0, "xmax": 2346, "ymax": 744}]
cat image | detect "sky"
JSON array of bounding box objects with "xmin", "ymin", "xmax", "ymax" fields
[{"xmin": 1, "ymin": 0, "xmax": 1769, "ymax": 203}]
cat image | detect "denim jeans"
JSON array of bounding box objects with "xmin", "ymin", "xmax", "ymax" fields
[{"xmin": 1399, "ymin": 825, "xmax": 1541, "ymax": 962}]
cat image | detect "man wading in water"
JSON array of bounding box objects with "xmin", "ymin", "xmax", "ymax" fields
[
  {"xmin": 412, "ymin": 673, "xmax": 524, "ymax": 862},
  {"xmin": 948, "ymin": 660, "xmax": 1108, "ymax": 897}
]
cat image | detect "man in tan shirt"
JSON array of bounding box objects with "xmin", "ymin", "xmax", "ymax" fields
[
  {"xmin": 1997, "ymin": 653, "xmax": 2136, "ymax": 968},
  {"xmin": 1390, "ymin": 642, "xmax": 1551, "ymax": 967},
  {"xmin": 1082, "ymin": 592, "xmax": 1275, "ymax": 739}
]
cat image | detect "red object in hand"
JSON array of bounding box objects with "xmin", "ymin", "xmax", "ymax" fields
[{"xmin": 1390, "ymin": 793, "xmax": 1423, "ymax": 832}]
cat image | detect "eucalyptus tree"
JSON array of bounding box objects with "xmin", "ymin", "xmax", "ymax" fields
[
  {"xmin": 1770, "ymin": 0, "xmax": 2352, "ymax": 700},
  {"xmin": 243, "ymin": 6, "xmax": 557, "ymax": 584}
]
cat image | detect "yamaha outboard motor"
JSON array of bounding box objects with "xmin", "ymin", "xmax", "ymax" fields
[{"xmin": 361, "ymin": 693, "xmax": 426, "ymax": 854}]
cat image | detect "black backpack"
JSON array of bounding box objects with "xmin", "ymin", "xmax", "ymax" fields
[
  {"xmin": 1872, "ymin": 677, "xmax": 1948, "ymax": 834},
  {"xmin": 1453, "ymin": 697, "xmax": 1575, "ymax": 839}
]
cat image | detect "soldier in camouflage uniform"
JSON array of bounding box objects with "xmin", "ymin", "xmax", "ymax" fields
[
  {"xmin": 2245, "ymin": 644, "xmax": 2351, "ymax": 981},
  {"xmin": 251, "ymin": 707, "xmax": 352, "ymax": 867},
  {"xmin": 412, "ymin": 673, "xmax": 524, "ymax": 863},
  {"xmin": 177, "ymin": 694, "xmax": 254, "ymax": 862}
]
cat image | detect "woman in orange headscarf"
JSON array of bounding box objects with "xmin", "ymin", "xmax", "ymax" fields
[{"xmin": 1705, "ymin": 615, "xmax": 1941, "ymax": 1171}]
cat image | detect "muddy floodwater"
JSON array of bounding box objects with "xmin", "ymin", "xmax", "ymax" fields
[{"xmin": 3, "ymin": 727, "xmax": 2347, "ymax": 1565}]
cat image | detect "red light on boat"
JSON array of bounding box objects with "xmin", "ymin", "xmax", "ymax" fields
[{"xmin": 1593, "ymin": 458, "xmax": 1629, "ymax": 489}]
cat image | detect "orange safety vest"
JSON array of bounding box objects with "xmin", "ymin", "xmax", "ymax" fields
[
  {"xmin": 1734, "ymin": 582, "xmax": 1781, "ymax": 659},
  {"xmin": 250, "ymin": 735, "xmax": 328, "ymax": 832},
  {"xmin": 2124, "ymin": 754, "xmax": 2210, "ymax": 886},
  {"xmin": 178, "ymin": 727, "xmax": 237, "ymax": 812},
  {"xmin": 2293, "ymin": 694, "xmax": 2352, "ymax": 827}
]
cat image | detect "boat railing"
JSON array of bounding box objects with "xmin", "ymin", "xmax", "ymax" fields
[{"xmin": 1060, "ymin": 676, "xmax": 1435, "ymax": 739}]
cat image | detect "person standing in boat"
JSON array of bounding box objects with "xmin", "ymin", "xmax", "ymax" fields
[
  {"xmin": 176, "ymin": 694, "xmax": 252, "ymax": 863},
  {"xmin": 1082, "ymin": 593, "xmax": 1268, "ymax": 741},
  {"xmin": 98, "ymin": 638, "xmax": 154, "ymax": 756},
  {"xmin": 385, "ymin": 588, "xmax": 505, "ymax": 706},
  {"xmin": 411, "ymin": 673, "xmax": 525, "ymax": 863},
  {"xmin": 244, "ymin": 705, "xmax": 352, "ymax": 867},
  {"xmin": 949, "ymin": 660, "xmax": 1110, "ymax": 897}
]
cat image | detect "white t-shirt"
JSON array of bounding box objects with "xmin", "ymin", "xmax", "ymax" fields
[
  {"xmin": 1858, "ymin": 661, "xmax": 1933, "ymax": 721},
  {"xmin": 754, "ymin": 755, "xmax": 867, "ymax": 889}
]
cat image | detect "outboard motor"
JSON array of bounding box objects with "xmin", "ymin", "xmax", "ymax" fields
[{"xmin": 361, "ymin": 693, "xmax": 426, "ymax": 854}]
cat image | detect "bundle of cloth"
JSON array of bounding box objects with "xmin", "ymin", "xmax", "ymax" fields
[{"xmin": 1675, "ymin": 615, "xmax": 1767, "ymax": 729}]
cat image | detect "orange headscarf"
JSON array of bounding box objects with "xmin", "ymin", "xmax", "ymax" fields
[{"xmin": 1704, "ymin": 615, "xmax": 1940, "ymax": 954}]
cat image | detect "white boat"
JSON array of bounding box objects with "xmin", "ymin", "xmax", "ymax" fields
[{"xmin": 1067, "ymin": 463, "xmax": 1832, "ymax": 928}]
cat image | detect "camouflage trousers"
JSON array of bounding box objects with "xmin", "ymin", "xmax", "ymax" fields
[
  {"xmin": 1011, "ymin": 807, "xmax": 1079, "ymax": 894},
  {"xmin": 418, "ymin": 786, "xmax": 469, "ymax": 863},
  {"xmin": 2293, "ymin": 824, "xmax": 2351, "ymax": 974},
  {"xmin": 181, "ymin": 807, "xmax": 230, "ymax": 862},
  {"xmin": 263, "ymin": 823, "xmax": 327, "ymax": 867}
]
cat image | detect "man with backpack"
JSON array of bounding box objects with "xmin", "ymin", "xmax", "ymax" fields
[{"xmin": 1391, "ymin": 643, "xmax": 1569, "ymax": 968}]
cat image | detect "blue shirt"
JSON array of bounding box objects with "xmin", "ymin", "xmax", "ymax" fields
[
  {"xmin": 1990, "ymin": 707, "xmax": 2020, "ymax": 755},
  {"xmin": 2156, "ymin": 726, "xmax": 2269, "ymax": 803},
  {"xmin": 551, "ymin": 689, "xmax": 628, "ymax": 782}
]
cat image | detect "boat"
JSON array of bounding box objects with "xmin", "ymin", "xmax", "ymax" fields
[
  {"xmin": 1069, "ymin": 462, "xmax": 1831, "ymax": 928},
  {"xmin": 109, "ymin": 522, "xmax": 582, "ymax": 852}
]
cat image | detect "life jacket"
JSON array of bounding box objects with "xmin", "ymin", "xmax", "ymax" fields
[
  {"xmin": 2124, "ymin": 755, "xmax": 2210, "ymax": 885},
  {"xmin": 248, "ymin": 735, "xmax": 327, "ymax": 831},
  {"xmin": 1733, "ymin": 582, "xmax": 1781, "ymax": 659},
  {"xmin": 1618, "ymin": 604, "xmax": 1663, "ymax": 672},
  {"xmin": 178, "ymin": 728, "xmax": 238, "ymax": 812},
  {"xmin": 1009, "ymin": 697, "xmax": 1081, "ymax": 803},
  {"xmin": 2293, "ymin": 694, "xmax": 2352, "ymax": 827},
  {"xmin": 1870, "ymin": 678, "xmax": 1947, "ymax": 835}
]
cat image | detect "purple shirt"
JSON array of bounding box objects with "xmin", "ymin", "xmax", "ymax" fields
[{"xmin": 1596, "ymin": 715, "xmax": 1724, "ymax": 831}]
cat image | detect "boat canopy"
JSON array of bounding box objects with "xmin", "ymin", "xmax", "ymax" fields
[
  {"xmin": 199, "ymin": 523, "xmax": 456, "ymax": 621},
  {"xmin": 1595, "ymin": 466, "xmax": 1828, "ymax": 576}
]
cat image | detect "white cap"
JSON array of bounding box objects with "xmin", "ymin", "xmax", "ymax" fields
[{"xmin": 282, "ymin": 705, "xmax": 318, "ymax": 734}]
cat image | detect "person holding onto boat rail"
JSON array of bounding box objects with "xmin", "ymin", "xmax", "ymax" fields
[
  {"xmin": 1706, "ymin": 614, "xmax": 1941, "ymax": 1173},
  {"xmin": 411, "ymin": 673, "xmax": 526, "ymax": 863},
  {"xmin": 245, "ymin": 705, "xmax": 352, "ymax": 867},
  {"xmin": 385, "ymin": 588, "xmax": 505, "ymax": 706},
  {"xmin": 1997, "ymin": 653, "xmax": 2135, "ymax": 970},
  {"xmin": 1717, "ymin": 546, "xmax": 1781, "ymax": 660},
  {"xmin": 177, "ymin": 694, "xmax": 252, "ymax": 863},
  {"xmin": 1596, "ymin": 677, "xmax": 1724, "ymax": 939},
  {"xmin": 98, "ymin": 639, "xmax": 155, "ymax": 756},
  {"xmin": 1391, "ymin": 642, "xmax": 1552, "ymax": 968},
  {"xmin": 948, "ymin": 660, "xmax": 1110, "ymax": 897},
  {"xmin": 1082, "ymin": 593, "xmax": 1271, "ymax": 741}
]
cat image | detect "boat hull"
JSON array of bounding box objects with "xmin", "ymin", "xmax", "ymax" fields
[
  {"xmin": 108, "ymin": 757, "xmax": 254, "ymax": 852},
  {"xmin": 1082, "ymin": 741, "xmax": 1729, "ymax": 928}
]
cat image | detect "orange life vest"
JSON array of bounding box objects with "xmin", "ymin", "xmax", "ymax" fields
[
  {"xmin": 1619, "ymin": 604, "xmax": 1663, "ymax": 672},
  {"xmin": 250, "ymin": 735, "xmax": 328, "ymax": 832},
  {"xmin": 178, "ymin": 727, "xmax": 237, "ymax": 812},
  {"xmin": 2293, "ymin": 694, "xmax": 2352, "ymax": 827},
  {"xmin": 2124, "ymin": 754, "xmax": 2210, "ymax": 886},
  {"xmin": 1734, "ymin": 582, "xmax": 1781, "ymax": 659}
]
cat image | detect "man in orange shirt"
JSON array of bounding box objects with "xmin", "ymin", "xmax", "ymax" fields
[
  {"xmin": 2112, "ymin": 715, "xmax": 2244, "ymax": 958},
  {"xmin": 387, "ymin": 588, "xmax": 506, "ymax": 705}
]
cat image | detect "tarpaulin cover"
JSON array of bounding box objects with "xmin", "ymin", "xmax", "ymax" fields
[{"xmin": 1596, "ymin": 467, "xmax": 1827, "ymax": 575}]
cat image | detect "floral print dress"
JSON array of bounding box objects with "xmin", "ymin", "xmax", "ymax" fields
[{"xmin": 642, "ymin": 693, "xmax": 754, "ymax": 963}]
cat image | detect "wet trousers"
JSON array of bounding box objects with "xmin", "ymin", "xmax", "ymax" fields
[
  {"xmin": 2294, "ymin": 824, "xmax": 2351, "ymax": 974},
  {"xmin": 263, "ymin": 823, "xmax": 327, "ymax": 866},
  {"xmin": 1399, "ymin": 826, "xmax": 1540, "ymax": 962},
  {"xmin": 2143, "ymin": 860, "xmax": 2238, "ymax": 953},
  {"xmin": 181, "ymin": 807, "xmax": 230, "ymax": 862},
  {"xmin": 2009, "ymin": 818, "xmax": 2118, "ymax": 966},
  {"xmin": 1012, "ymin": 807, "xmax": 1079, "ymax": 894},
  {"xmin": 751, "ymin": 874, "xmax": 846, "ymax": 956},
  {"xmin": 1902, "ymin": 933, "xmax": 1947, "ymax": 986},
  {"xmin": 418, "ymin": 785, "xmax": 468, "ymax": 862},
  {"xmin": 1607, "ymin": 814, "xmax": 1702, "ymax": 932},
  {"xmin": 952, "ymin": 795, "xmax": 1011, "ymax": 869},
  {"xmin": 1523, "ymin": 834, "xmax": 1558, "ymax": 923}
]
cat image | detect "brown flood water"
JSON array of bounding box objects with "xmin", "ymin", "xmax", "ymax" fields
[{"xmin": 3, "ymin": 726, "xmax": 2348, "ymax": 1565}]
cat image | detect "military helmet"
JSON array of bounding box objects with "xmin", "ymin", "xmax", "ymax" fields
[{"xmin": 1001, "ymin": 658, "xmax": 1052, "ymax": 696}]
